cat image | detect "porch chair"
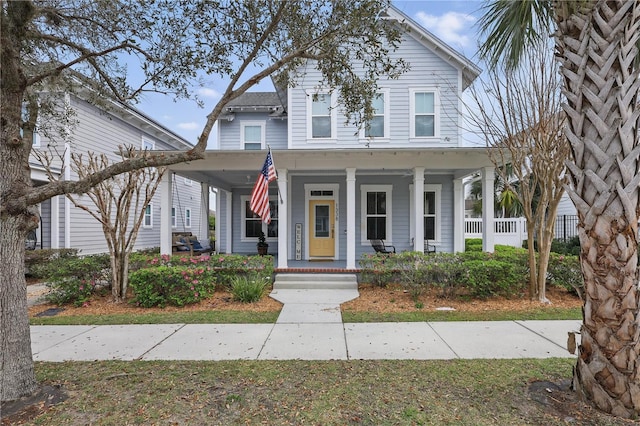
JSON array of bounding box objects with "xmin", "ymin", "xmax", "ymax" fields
[{"xmin": 370, "ymin": 239, "xmax": 396, "ymax": 254}]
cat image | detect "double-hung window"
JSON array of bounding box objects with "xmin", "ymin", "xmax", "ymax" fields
[
  {"xmin": 363, "ymin": 90, "xmax": 389, "ymax": 140},
  {"xmin": 308, "ymin": 92, "xmax": 335, "ymax": 140},
  {"xmin": 171, "ymin": 206, "xmax": 176, "ymax": 228},
  {"xmin": 241, "ymin": 121, "xmax": 265, "ymax": 150},
  {"xmin": 185, "ymin": 208, "xmax": 192, "ymax": 228},
  {"xmin": 241, "ymin": 196, "xmax": 278, "ymax": 241},
  {"xmin": 409, "ymin": 184, "xmax": 442, "ymax": 243},
  {"xmin": 361, "ymin": 185, "xmax": 392, "ymax": 243},
  {"xmin": 143, "ymin": 204, "xmax": 153, "ymax": 228},
  {"xmin": 410, "ymin": 89, "xmax": 438, "ymax": 138}
]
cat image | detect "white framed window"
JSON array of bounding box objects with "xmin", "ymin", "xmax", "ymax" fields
[
  {"xmin": 184, "ymin": 177, "xmax": 192, "ymax": 186},
  {"xmin": 143, "ymin": 204, "xmax": 153, "ymax": 228},
  {"xmin": 142, "ymin": 139, "xmax": 155, "ymax": 150},
  {"xmin": 361, "ymin": 90, "xmax": 390, "ymax": 140},
  {"xmin": 409, "ymin": 184, "xmax": 442, "ymax": 243},
  {"xmin": 307, "ymin": 92, "xmax": 336, "ymax": 140},
  {"xmin": 171, "ymin": 206, "xmax": 176, "ymax": 228},
  {"xmin": 241, "ymin": 196, "xmax": 278, "ymax": 241},
  {"xmin": 360, "ymin": 185, "xmax": 392, "ymax": 243},
  {"xmin": 185, "ymin": 208, "xmax": 192, "ymax": 228},
  {"xmin": 410, "ymin": 88, "xmax": 439, "ymax": 139},
  {"xmin": 241, "ymin": 121, "xmax": 265, "ymax": 150}
]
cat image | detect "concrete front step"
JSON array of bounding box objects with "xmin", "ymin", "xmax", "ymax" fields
[{"xmin": 273, "ymin": 273, "xmax": 358, "ymax": 290}]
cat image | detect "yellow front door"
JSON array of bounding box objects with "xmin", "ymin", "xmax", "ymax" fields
[{"xmin": 309, "ymin": 200, "xmax": 335, "ymax": 257}]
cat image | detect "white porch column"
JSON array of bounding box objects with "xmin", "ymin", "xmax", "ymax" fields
[
  {"xmin": 346, "ymin": 168, "xmax": 356, "ymax": 269},
  {"xmin": 453, "ymin": 178, "xmax": 465, "ymax": 252},
  {"xmin": 51, "ymin": 196, "xmax": 60, "ymax": 249},
  {"xmin": 160, "ymin": 172, "xmax": 173, "ymax": 255},
  {"xmin": 482, "ymin": 166, "xmax": 495, "ymax": 252},
  {"xmin": 413, "ymin": 167, "xmax": 425, "ymax": 252},
  {"xmin": 215, "ymin": 189, "xmax": 221, "ymax": 253},
  {"xmin": 225, "ymin": 190, "xmax": 232, "ymax": 254},
  {"xmin": 200, "ymin": 182, "xmax": 210, "ymax": 246},
  {"xmin": 277, "ymin": 169, "xmax": 288, "ymax": 269}
]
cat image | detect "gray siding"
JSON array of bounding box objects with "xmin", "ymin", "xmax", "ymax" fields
[
  {"xmin": 218, "ymin": 112, "xmax": 288, "ymax": 150},
  {"xmin": 288, "ymin": 33, "xmax": 460, "ymax": 149}
]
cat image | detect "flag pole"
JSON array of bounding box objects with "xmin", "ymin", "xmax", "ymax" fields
[{"xmin": 268, "ymin": 145, "xmax": 284, "ymax": 204}]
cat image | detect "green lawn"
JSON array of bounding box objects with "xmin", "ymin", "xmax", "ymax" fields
[{"xmin": 26, "ymin": 359, "xmax": 624, "ymax": 425}]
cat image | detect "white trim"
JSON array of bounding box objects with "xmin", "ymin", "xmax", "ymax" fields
[
  {"xmin": 304, "ymin": 183, "xmax": 340, "ymax": 260},
  {"xmin": 360, "ymin": 184, "xmax": 393, "ymax": 244},
  {"xmin": 409, "ymin": 184, "xmax": 442, "ymax": 244},
  {"xmin": 359, "ymin": 89, "xmax": 390, "ymax": 142},
  {"xmin": 240, "ymin": 120, "xmax": 266, "ymax": 150},
  {"xmin": 143, "ymin": 203, "xmax": 153, "ymax": 228},
  {"xmin": 409, "ymin": 88, "xmax": 440, "ymax": 140},
  {"xmin": 306, "ymin": 90, "xmax": 337, "ymax": 143}
]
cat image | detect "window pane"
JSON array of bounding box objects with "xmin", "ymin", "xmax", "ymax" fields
[
  {"xmin": 244, "ymin": 142, "xmax": 262, "ymax": 150},
  {"xmin": 415, "ymin": 92, "xmax": 434, "ymax": 114},
  {"xmin": 372, "ymin": 94, "xmax": 384, "ymax": 114},
  {"xmin": 315, "ymin": 205, "xmax": 330, "ymax": 237},
  {"xmin": 424, "ymin": 192, "xmax": 435, "ymax": 215},
  {"xmin": 365, "ymin": 116, "xmax": 384, "ymax": 138},
  {"xmin": 246, "ymin": 220, "xmax": 262, "ymax": 238},
  {"xmin": 424, "ymin": 217, "xmax": 435, "ymax": 240},
  {"xmin": 366, "ymin": 192, "xmax": 386, "ymax": 215},
  {"xmin": 267, "ymin": 220, "xmax": 278, "ymax": 238},
  {"xmin": 415, "ymin": 115, "xmax": 434, "ymax": 137},
  {"xmin": 312, "ymin": 95, "xmax": 330, "ymax": 115},
  {"xmin": 245, "ymin": 201, "xmax": 259, "ymax": 218},
  {"xmin": 312, "ymin": 117, "xmax": 331, "ymax": 138},
  {"xmin": 367, "ymin": 217, "xmax": 386, "ymax": 240},
  {"xmin": 244, "ymin": 125, "xmax": 261, "ymax": 142}
]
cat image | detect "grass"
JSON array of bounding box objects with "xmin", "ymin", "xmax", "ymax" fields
[
  {"xmin": 30, "ymin": 311, "xmax": 280, "ymax": 326},
  {"xmin": 27, "ymin": 359, "xmax": 625, "ymax": 425}
]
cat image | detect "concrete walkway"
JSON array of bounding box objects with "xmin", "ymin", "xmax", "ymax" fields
[{"xmin": 30, "ymin": 288, "xmax": 581, "ymax": 362}]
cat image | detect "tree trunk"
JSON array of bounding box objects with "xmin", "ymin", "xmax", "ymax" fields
[
  {"xmin": 556, "ymin": 0, "xmax": 640, "ymax": 417},
  {"xmin": 525, "ymin": 221, "xmax": 538, "ymax": 300}
]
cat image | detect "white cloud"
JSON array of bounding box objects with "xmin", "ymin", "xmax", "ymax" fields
[
  {"xmin": 177, "ymin": 122, "xmax": 200, "ymax": 130},
  {"xmin": 197, "ymin": 87, "xmax": 221, "ymax": 98},
  {"xmin": 415, "ymin": 11, "xmax": 476, "ymax": 49}
]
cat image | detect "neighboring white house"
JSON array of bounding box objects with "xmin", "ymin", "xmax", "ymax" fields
[
  {"xmin": 163, "ymin": 5, "xmax": 500, "ymax": 268},
  {"xmin": 30, "ymin": 93, "xmax": 206, "ymax": 254}
]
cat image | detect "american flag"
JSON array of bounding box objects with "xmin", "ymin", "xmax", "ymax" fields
[{"xmin": 250, "ymin": 149, "xmax": 277, "ymax": 223}]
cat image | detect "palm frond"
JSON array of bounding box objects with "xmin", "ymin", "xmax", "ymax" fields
[{"xmin": 477, "ymin": 0, "xmax": 554, "ymax": 70}]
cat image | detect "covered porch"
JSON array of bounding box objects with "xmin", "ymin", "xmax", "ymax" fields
[{"xmin": 161, "ymin": 148, "xmax": 499, "ymax": 269}]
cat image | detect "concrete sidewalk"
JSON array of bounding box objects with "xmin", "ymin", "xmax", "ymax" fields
[
  {"xmin": 31, "ymin": 320, "xmax": 581, "ymax": 362},
  {"xmin": 29, "ymin": 287, "xmax": 581, "ymax": 362}
]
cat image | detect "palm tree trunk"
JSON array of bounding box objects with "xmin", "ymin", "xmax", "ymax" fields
[{"xmin": 556, "ymin": 0, "xmax": 640, "ymax": 417}]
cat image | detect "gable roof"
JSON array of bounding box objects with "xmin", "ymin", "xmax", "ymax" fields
[{"xmin": 385, "ymin": 5, "xmax": 481, "ymax": 89}]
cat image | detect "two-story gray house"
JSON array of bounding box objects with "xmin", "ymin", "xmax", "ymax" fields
[
  {"xmin": 164, "ymin": 6, "xmax": 499, "ymax": 269},
  {"xmin": 30, "ymin": 93, "xmax": 208, "ymax": 254}
]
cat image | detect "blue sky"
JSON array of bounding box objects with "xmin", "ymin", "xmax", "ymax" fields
[{"xmin": 135, "ymin": 1, "xmax": 485, "ymax": 146}]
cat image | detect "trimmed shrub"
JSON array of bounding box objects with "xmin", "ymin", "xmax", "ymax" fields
[
  {"xmin": 465, "ymin": 238, "xmax": 483, "ymax": 252},
  {"xmin": 44, "ymin": 254, "xmax": 111, "ymax": 307},
  {"xmin": 229, "ymin": 273, "xmax": 269, "ymax": 303},
  {"xmin": 359, "ymin": 253, "xmax": 395, "ymax": 287},
  {"xmin": 547, "ymin": 253, "xmax": 584, "ymax": 300},
  {"xmin": 129, "ymin": 265, "xmax": 217, "ymax": 307},
  {"xmin": 25, "ymin": 248, "xmax": 80, "ymax": 278},
  {"xmin": 463, "ymin": 259, "xmax": 522, "ymax": 299}
]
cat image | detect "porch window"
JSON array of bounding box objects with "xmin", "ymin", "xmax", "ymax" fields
[
  {"xmin": 409, "ymin": 184, "xmax": 442, "ymax": 243},
  {"xmin": 242, "ymin": 196, "xmax": 278, "ymax": 241},
  {"xmin": 308, "ymin": 92, "xmax": 335, "ymax": 139},
  {"xmin": 241, "ymin": 121, "xmax": 265, "ymax": 150},
  {"xmin": 410, "ymin": 89, "xmax": 439, "ymax": 138},
  {"xmin": 185, "ymin": 208, "xmax": 191, "ymax": 228},
  {"xmin": 171, "ymin": 206, "xmax": 176, "ymax": 228},
  {"xmin": 424, "ymin": 191, "xmax": 437, "ymax": 240},
  {"xmin": 143, "ymin": 204, "xmax": 153, "ymax": 228},
  {"xmin": 361, "ymin": 185, "xmax": 392, "ymax": 243}
]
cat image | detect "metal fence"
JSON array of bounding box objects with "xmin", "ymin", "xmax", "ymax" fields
[{"xmin": 554, "ymin": 215, "xmax": 579, "ymax": 241}]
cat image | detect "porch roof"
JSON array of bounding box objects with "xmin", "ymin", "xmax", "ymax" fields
[{"xmin": 166, "ymin": 147, "xmax": 498, "ymax": 191}]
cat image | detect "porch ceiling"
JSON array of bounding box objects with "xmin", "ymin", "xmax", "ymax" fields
[{"xmin": 166, "ymin": 147, "xmax": 496, "ymax": 191}]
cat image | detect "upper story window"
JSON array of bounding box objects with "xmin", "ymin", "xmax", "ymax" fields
[
  {"xmin": 241, "ymin": 121, "xmax": 265, "ymax": 150},
  {"xmin": 308, "ymin": 92, "xmax": 336, "ymax": 140},
  {"xmin": 363, "ymin": 91, "xmax": 389, "ymax": 140},
  {"xmin": 360, "ymin": 185, "xmax": 392, "ymax": 243},
  {"xmin": 410, "ymin": 89, "xmax": 439, "ymax": 138},
  {"xmin": 184, "ymin": 177, "xmax": 192, "ymax": 186},
  {"xmin": 142, "ymin": 139, "xmax": 155, "ymax": 150}
]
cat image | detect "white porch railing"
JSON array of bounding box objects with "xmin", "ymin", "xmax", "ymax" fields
[{"xmin": 464, "ymin": 217, "xmax": 527, "ymax": 248}]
